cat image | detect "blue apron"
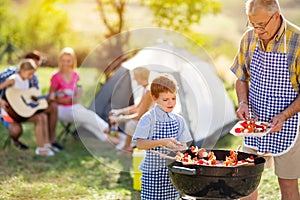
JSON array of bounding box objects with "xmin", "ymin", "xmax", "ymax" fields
[
  {"xmin": 246, "ymin": 21, "xmax": 299, "ymax": 156},
  {"xmin": 141, "ymin": 110, "xmax": 179, "ymax": 200}
]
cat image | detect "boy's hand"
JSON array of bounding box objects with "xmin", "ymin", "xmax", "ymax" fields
[{"xmin": 160, "ymin": 138, "xmax": 178, "ymax": 148}]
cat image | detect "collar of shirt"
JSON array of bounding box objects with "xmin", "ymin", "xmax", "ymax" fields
[
  {"xmin": 154, "ymin": 104, "xmax": 174, "ymax": 122},
  {"xmin": 274, "ymin": 17, "xmax": 285, "ymax": 42}
]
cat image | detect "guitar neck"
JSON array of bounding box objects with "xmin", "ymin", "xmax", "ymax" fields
[
  {"xmin": 35, "ymin": 94, "xmax": 50, "ymax": 100},
  {"xmin": 33, "ymin": 91, "xmax": 66, "ymax": 101}
]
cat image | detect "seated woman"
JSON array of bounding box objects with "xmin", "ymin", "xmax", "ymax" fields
[
  {"xmin": 49, "ymin": 47, "xmax": 119, "ymax": 145},
  {"xmin": 110, "ymin": 67, "xmax": 153, "ymax": 154}
]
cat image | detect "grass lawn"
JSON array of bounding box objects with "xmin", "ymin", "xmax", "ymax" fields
[{"xmin": 0, "ymin": 67, "xmax": 299, "ymax": 199}]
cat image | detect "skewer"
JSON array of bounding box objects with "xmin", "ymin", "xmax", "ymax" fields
[
  {"xmin": 163, "ymin": 142, "xmax": 188, "ymax": 152},
  {"xmin": 149, "ymin": 149, "xmax": 176, "ymax": 160},
  {"xmin": 235, "ymin": 145, "xmax": 241, "ymax": 152}
]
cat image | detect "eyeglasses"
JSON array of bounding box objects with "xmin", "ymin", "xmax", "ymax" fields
[{"xmin": 247, "ymin": 13, "xmax": 275, "ymax": 31}]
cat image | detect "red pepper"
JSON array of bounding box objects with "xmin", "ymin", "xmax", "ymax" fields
[
  {"xmin": 197, "ymin": 159, "xmax": 204, "ymax": 165},
  {"xmin": 235, "ymin": 128, "xmax": 244, "ymax": 133},
  {"xmin": 211, "ymin": 159, "xmax": 217, "ymax": 165},
  {"xmin": 240, "ymin": 121, "xmax": 249, "ymax": 128}
]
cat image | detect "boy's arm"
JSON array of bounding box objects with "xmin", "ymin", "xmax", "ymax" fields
[{"xmin": 136, "ymin": 138, "xmax": 181, "ymax": 150}]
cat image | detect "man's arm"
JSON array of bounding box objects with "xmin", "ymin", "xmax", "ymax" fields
[
  {"xmin": 0, "ymin": 67, "xmax": 18, "ymax": 95},
  {"xmin": 235, "ymin": 79, "xmax": 250, "ymax": 120}
]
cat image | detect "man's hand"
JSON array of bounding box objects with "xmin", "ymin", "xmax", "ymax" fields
[
  {"xmin": 269, "ymin": 113, "xmax": 286, "ymax": 133},
  {"xmin": 236, "ymin": 103, "xmax": 250, "ymax": 120}
]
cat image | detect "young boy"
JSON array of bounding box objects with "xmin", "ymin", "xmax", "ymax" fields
[{"xmin": 133, "ymin": 75, "xmax": 193, "ymax": 200}]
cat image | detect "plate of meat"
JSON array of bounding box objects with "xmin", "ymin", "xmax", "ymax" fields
[{"xmin": 230, "ymin": 120, "xmax": 271, "ymax": 137}]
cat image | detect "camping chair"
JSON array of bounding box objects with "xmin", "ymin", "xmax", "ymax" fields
[{"xmin": 57, "ymin": 121, "xmax": 78, "ymax": 144}]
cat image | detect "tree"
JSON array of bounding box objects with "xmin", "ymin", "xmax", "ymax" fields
[
  {"xmin": 95, "ymin": 0, "xmax": 127, "ymax": 38},
  {"xmin": 0, "ymin": 0, "xmax": 76, "ymax": 65},
  {"xmin": 94, "ymin": 0, "xmax": 221, "ymax": 74},
  {"xmin": 144, "ymin": 0, "xmax": 221, "ymax": 33},
  {"xmin": 20, "ymin": 0, "xmax": 74, "ymax": 51},
  {"xmin": 95, "ymin": 0, "xmax": 221, "ymax": 37},
  {"xmin": 94, "ymin": 0, "xmax": 129, "ymax": 76},
  {"xmin": 0, "ymin": 0, "xmax": 24, "ymax": 63}
]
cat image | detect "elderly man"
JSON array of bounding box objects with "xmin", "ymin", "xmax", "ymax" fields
[{"xmin": 231, "ymin": 0, "xmax": 300, "ymax": 199}]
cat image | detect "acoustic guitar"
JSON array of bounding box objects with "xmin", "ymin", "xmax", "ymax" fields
[{"xmin": 5, "ymin": 87, "xmax": 73, "ymax": 122}]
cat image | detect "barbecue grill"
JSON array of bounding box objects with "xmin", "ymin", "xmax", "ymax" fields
[{"xmin": 168, "ymin": 150, "xmax": 265, "ymax": 199}]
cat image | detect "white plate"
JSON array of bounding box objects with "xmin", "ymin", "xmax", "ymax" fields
[{"xmin": 229, "ymin": 121, "xmax": 271, "ymax": 137}]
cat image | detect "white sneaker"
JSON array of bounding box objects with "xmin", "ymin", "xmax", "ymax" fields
[
  {"xmin": 44, "ymin": 143, "xmax": 60, "ymax": 152},
  {"xmin": 35, "ymin": 147, "xmax": 55, "ymax": 156},
  {"xmin": 115, "ymin": 134, "xmax": 126, "ymax": 150}
]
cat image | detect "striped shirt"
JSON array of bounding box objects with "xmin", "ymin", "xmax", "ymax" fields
[{"xmin": 231, "ymin": 18, "xmax": 300, "ymax": 93}]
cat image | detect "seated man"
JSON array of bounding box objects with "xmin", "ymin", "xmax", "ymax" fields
[{"xmin": 0, "ymin": 51, "xmax": 63, "ymax": 151}]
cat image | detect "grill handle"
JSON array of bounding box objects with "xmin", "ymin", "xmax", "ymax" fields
[{"xmin": 171, "ymin": 166, "xmax": 196, "ymax": 175}]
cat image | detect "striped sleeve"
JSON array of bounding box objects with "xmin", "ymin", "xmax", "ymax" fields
[{"xmin": 231, "ymin": 30, "xmax": 257, "ymax": 82}]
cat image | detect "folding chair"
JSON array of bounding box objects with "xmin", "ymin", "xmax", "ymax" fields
[{"xmin": 57, "ymin": 121, "xmax": 78, "ymax": 144}]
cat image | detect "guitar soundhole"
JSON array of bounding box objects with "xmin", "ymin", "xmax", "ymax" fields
[
  {"xmin": 21, "ymin": 95, "xmax": 39, "ymax": 108},
  {"xmin": 31, "ymin": 95, "xmax": 38, "ymax": 101}
]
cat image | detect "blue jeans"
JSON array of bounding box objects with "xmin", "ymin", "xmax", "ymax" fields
[{"xmin": 0, "ymin": 115, "xmax": 10, "ymax": 129}]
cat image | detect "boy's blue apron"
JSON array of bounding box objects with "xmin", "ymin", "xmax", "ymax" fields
[
  {"xmin": 141, "ymin": 109, "xmax": 179, "ymax": 200},
  {"xmin": 247, "ymin": 20, "xmax": 299, "ymax": 156}
]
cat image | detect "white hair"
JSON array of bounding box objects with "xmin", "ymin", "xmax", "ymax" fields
[{"xmin": 246, "ymin": 0, "xmax": 280, "ymax": 15}]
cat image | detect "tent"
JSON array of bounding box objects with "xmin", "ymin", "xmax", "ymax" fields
[
  {"xmin": 89, "ymin": 66, "xmax": 135, "ymax": 131},
  {"xmin": 121, "ymin": 43, "xmax": 237, "ymax": 148}
]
